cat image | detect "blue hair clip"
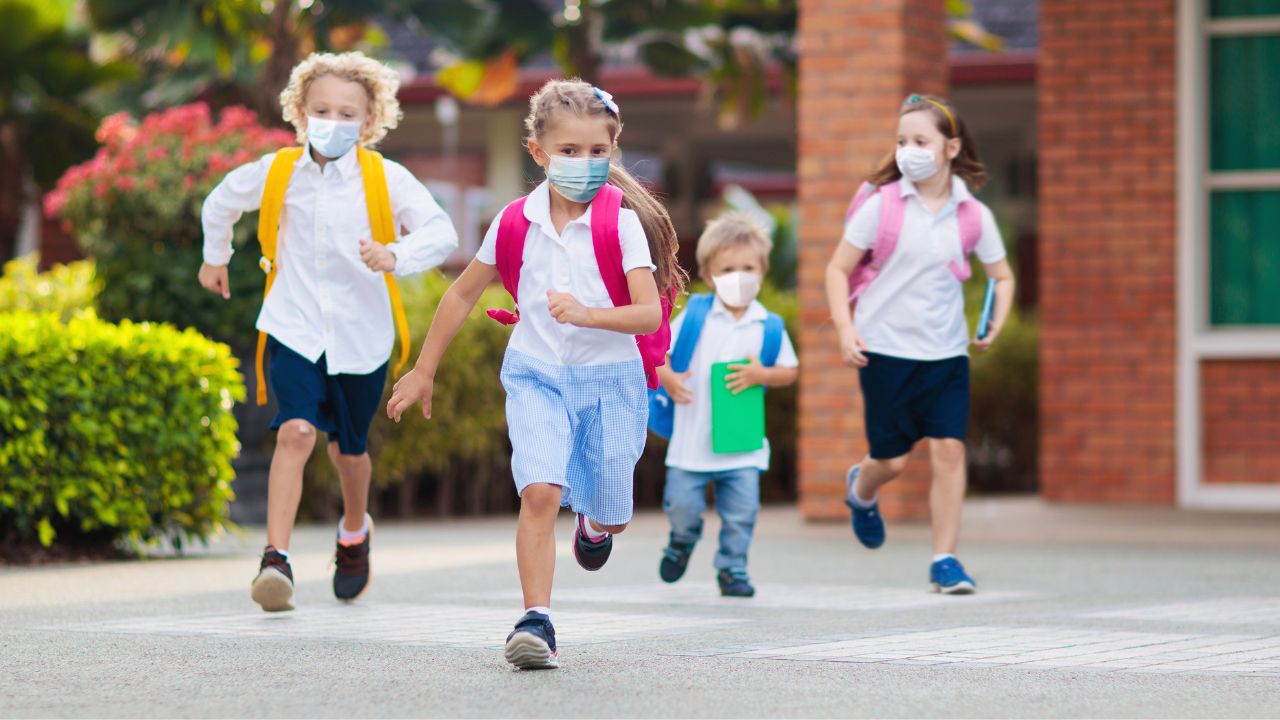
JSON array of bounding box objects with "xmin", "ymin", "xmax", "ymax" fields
[{"xmin": 593, "ymin": 86, "xmax": 619, "ymax": 115}]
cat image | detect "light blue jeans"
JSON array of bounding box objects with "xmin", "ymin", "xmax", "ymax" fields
[{"xmin": 663, "ymin": 467, "xmax": 761, "ymax": 574}]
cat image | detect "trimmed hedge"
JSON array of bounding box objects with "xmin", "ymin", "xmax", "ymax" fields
[
  {"xmin": 0, "ymin": 255, "xmax": 98, "ymax": 321},
  {"xmin": 0, "ymin": 312, "xmax": 244, "ymax": 550}
]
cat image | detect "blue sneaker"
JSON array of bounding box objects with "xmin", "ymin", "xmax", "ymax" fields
[
  {"xmin": 930, "ymin": 556, "xmax": 976, "ymax": 595},
  {"xmin": 504, "ymin": 612, "xmax": 559, "ymax": 669},
  {"xmin": 843, "ymin": 466, "xmax": 885, "ymax": 549}
]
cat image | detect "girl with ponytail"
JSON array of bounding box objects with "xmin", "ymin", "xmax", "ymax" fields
[{"xmin": 386, "ymin": 78, "xmax": 684, "ymax": 669}]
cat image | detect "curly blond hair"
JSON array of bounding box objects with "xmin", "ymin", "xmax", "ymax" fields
[{"xmin": 279, "ymin": 51, "xmax": 402, "ymax": 147}]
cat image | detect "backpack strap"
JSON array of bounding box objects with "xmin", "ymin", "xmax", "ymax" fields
[
  {"xmin": 869, "ymin": 180, "xmax": 907, "ymax": 271},
  {"xmin": 253, "ymin": 147, "xmax": 304, "ymax": 406},
  {"xmin": 760, "ymin": 312, "xmax": 785, "ymax": 367},
  {"xmin": 486, "ymin": 197, "xmax": 531, "ymax": 325},
  {"xmin": 590, "ymin": 184, "xmax": 629, "ymax": 306},
  {"xmin": 357, "ymin": 147, "xmax": 412, "ymax": 380},
  {"xmin": 669, "ymin": 293, "xmax": 715, "ymax": 373},
  {"xmin": 947, "ymin": 199, "xmax": 984, "ymax": 281},
  {"xmin": 844, "ymin": 181, "xmax": 877, "ymax": 223},
  {"xmin": 589, "ymin": 183, "xmax": 672, "ymax": 390}
]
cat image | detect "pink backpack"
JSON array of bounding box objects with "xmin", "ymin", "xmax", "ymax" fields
[
  {"xmin": 486, "ymin": 183, "xmax": 673, "ymax": 390},
  {"xmin": 845, "ymin": 180, "xmax": 984, "ymax": 305}
]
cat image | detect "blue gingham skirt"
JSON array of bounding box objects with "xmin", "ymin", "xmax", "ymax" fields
[{"xmin": 500, "ymin": 348, "xmax": 648, "ymax": 526}]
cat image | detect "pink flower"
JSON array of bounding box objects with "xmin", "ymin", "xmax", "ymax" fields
[
  {"xmin": 96, "ymin": 113, "xmax": 137, "ymax": 147},
  {"xmin": 117, "ymin": 176, "xmax": 137, "ymax": 192},
  {"xmin": 93, "ymin": 183, "xmax": 109, "ymax": 199},
  {"xmin": 43, "ymin": 191, "xmax": 67, "ymax": 218}
]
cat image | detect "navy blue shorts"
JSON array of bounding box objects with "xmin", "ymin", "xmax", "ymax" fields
[
  {"xmin": 858, "ymin": 352, "xmax": 969, "ymax": 460},
  {"xmin": 268, "ymin": 337, "xmax": 388, "ymax": 456}
]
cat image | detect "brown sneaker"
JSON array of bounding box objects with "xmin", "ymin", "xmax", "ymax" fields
[{"xmin": 251, "ymin": 547, "xmax": 294, "ymax": 612}]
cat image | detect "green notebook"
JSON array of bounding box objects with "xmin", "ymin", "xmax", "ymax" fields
[{"xmin": 710, "ymin": 359, "xmax": 766, "ymax": 454}]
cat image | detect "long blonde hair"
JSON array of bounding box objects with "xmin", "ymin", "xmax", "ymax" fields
[{"xmin": 524, "ymin": 78, "xmax": 686, "ymax": 297}]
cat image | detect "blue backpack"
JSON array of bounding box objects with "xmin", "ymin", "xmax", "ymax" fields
[{"xmin": 648, "ymin": 293, "xmax": 786, "ymax": 440}]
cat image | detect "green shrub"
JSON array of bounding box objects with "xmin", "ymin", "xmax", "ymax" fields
[
  {"xmin": 0, "ymin": 255, "xmax": 99, "ymax": 321},
  {"xmin": 302, "ymin": 271, "xmax": 515, "ymax": 516},
  {"xmin": 0, "ymin": 312, "xmax": 244, "ymax": 550},
  {"xmin": 965, "ymin": 274, "xmax": 1039, "ymax": 493}
]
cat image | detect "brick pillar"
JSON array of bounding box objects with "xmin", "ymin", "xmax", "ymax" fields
[
  {"xmin": 796, "ymin": 0, "xmax": 950, "ymax": 521},
  {"xmin": 1038, "ymin": 0, "xmax": 1177, "ymax": 503}
]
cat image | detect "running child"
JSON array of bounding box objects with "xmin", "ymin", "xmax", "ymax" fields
[
  {"xmin": 386, "ymin": 79, "xmax": 684, "ymax": 669},
  {"xmin": 656, "ymin": 214, "xmax": 798, "ymax": 597},
  {"xmin": 199, "ymin": 51, "xmax": 459, "ymax": 611},
  {"xmin": 824, "ymin": 93, "xmax": 1015, "ymax": 594}
]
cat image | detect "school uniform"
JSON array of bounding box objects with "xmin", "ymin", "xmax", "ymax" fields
[
  {"xmin": 842, "ymin": 175, "xmax": 1006, "ymax": 459},
  {"xmin": 202, "ymin": 144, "xmax": 458, "ymax": 454},
  {"xmin": 663, "ymin": 297, "xmax": 797, "ymax": 573},
  {"xmin": 476, "ymin": 181, "xmax": 655, "ymax": 526}
]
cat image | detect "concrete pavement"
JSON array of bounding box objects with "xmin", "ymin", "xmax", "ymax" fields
[{"xmin": 2, "ymin": 499, "xmax": 1279, "ymax": 718}]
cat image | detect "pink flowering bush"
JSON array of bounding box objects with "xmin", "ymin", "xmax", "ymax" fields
[{"xmin": 45, "ymin": 103, "xmax": 295, "ymax": 346}]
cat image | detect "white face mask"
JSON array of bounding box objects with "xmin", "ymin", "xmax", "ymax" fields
[
  {"xmin": 306, "ymin": 116, "xmax": 362, "ymax": 159},
  {"xmin": 712, "ymin": 271, "xmax": 762, "ymax": 309},
  {"xmin": 896, "ymin": 145, "xmax": 939, "ymax": 182}
]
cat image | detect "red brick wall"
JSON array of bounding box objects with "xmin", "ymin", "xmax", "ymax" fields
[
  {"xmin": 1202, "ymin": 361, "xmax": 1280, "ymax": 485},
  {"xmin": 1038, "ymin": 0, "xmax": 1178, "ymax": 504},
  {"xmin": 796, "ymin": 0, "xmax": 949, "ymax": 521}
]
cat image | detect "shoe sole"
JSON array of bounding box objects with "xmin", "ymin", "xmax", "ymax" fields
[
  {"xmin": 335, "ymin": 518, "xmax": 374, "ymax": 603},
  {"xmin": 931, "ymin": 581, "xmax": 976, "ymax": 595},
  {"xmin": 504, "ymin": 632, "xmax": 559, "ymax": 669},
  {"xmin": 251, "ymin": 567, "xmax": 295, "ymax": 612}
]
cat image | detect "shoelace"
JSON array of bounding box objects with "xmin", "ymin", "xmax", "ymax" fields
[
  {"xmin": 662, "ymin": 545, "xmax": 691, "ymax": 562},
  {"xmin": 334, "ymin": 541, "xmax": 367, "ymax": 573}
]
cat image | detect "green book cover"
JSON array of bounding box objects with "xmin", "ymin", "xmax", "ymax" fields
[{"xmin": 710, "ymin": 359, "xmax": 766, "ymax": 454}]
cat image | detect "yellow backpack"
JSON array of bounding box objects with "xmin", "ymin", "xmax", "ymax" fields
[{"xmin": 253, "ymin": 146, "xmax": 411, "ymax": 406}]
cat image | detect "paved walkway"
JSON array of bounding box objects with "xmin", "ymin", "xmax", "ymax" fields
[{"xmin": 3, "ymin": 499, "xmax": 1278, "ymax": 718}]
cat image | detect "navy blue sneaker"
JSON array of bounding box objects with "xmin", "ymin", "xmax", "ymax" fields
[
  {"xmin": 659, "ymin": 538, "xmax": 694, "ymax": 583},
  {"xmin": 843, "ymin": 466, "xmax": 885, "ymax": 549},
  {"xmin": 717, "ymin": 569, "xmax": 755, "ymax": 598},
  {"xmin": 504, "ymin": 612, "xmax": 559, "ymax": 669},
  {"xmin": 573, "ymin": 514, "xmax": 612, "ymax": 571},
  {"xmin": 930, "ymin": 556, "xmax": 976, "ymax": 595}
]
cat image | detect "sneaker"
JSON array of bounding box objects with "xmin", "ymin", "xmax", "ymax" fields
[
  {"xmin": 333, "ymin": 517, "xmax": 372, "ymax": 602},
  {"xmin": 717, "ymin": 569, "xmax": 755, "ymax": 598},
  {"xmin": 251, "ymin": 546, "xmax": 294, "ymax": 612},
  {"xmin": 572, "ymin": 514, "xmax": 612, "ymax": 571},
  {"xmin": 930, "ymin": 556, "xmax": 977, "ymax": 595},
  {"xmin": 659, "ymin": 538, "xmax": 695, "ymax": 583},
  {"xmin": 504, "ymin": 612, "xmax": 559, "ymax": 669},
  {"xmin": 843, "ymin": 465, "xmax": 886, "ymax": 549}
]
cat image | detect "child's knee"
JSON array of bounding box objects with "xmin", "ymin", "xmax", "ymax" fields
[
  {"xmin": 872, "ymin": 454, "xmax": 909, "ymax": 478},
  {"xmin": 276, "ymin": 420, "xmax": 317, "ymax": 455},
  {"xmin": 597, "ymin": 522, "xmax": 628, "ymax": 534},
  {"xmin": 931, "ymin": 439, "xmax": 966, "ymax": 469},
  {"xmin": 519, "ymin": 483, "xmax": 563, "ymax": 515}
]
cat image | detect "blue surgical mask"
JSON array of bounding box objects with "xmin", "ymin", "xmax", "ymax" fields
[
  {"xmin": 306, "ymin": 116, "xmax": 362, "ymax": 159},
  {"xmin": 545, "ymin": 155, "xmax": 611, "ymax": 203}
]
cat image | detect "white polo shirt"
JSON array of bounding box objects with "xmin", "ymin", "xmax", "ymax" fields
[
  {"xmin": 476, "ymin": 181, "xmax": 656, "ymax": 367},
  {"xmin": 202, "ymin": 145, "xmax": 459, "ymax": 374},
  {"xmin": 842, "ymin": 175, "xmax": 1006, "ymax": 361},
  {"xmin": 664, "ymin": 297, "xmax": 798, "ymax": 473}
]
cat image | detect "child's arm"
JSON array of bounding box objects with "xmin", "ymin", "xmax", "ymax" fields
[
  {"xmin": 825, "ymin": 240, "xmax": 870, "ymax": 368},
  {"xmin": 725, "ymin": 327, "xmax": 800, "ymax": 394},
  {"xmin": 546, "ymin": 267, "xmax": 662, "ymax": 335},
  {"xmin": 972, "ymin": 258, "xmax": 1016, "ymax": 352},
  {"xmin": 374, "ymin": 162, "xmax": 460, "ymax": 276},
  {"xmin": 725, "ymin": 360, "xmax": 798, "ymax": 394},
  {"xmin": 657, "ymin": 359, "xmax": 694, "ymax": 404},
  {"xmin": 198, "ymin": 155, "xmax": 273, "ymax": 299},
  {"xmin": 386, "ymin": 258, "xmax": 499, "ymax": 422}
]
